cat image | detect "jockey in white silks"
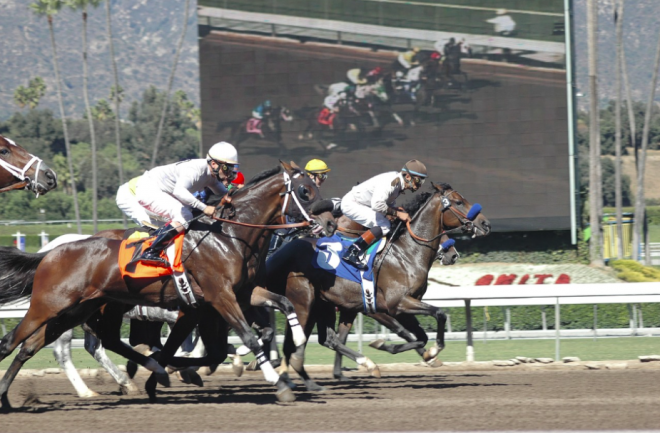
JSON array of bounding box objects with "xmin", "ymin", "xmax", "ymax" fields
[
  {"xmin": 340, "ymin": 159, "xmax": 427, "ymax": 269},
  {"xmin": 116, "ymin": 175, "xmax": 162, "ymax": 228},
  {"xmin": 130, "ymin": 141, "xmax": 238, "ymax": 266}
]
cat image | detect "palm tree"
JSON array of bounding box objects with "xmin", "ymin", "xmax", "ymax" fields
[
  {"xmin": 29, "ymin": 0, "xmax": 82, "ymax": 234},
  {"xmin": 67, "ymin": 0, "xmax": 102, "ymax": 233},
  {"xmin": 150, "ymin": 0, "xmax": 191, "ymax": 168},
  {"xmin": 633, "ymin": 24, "xmax": 660, "ymax": 264},
  {"xmin": 587, "ymin": 0, "xmax": 603, "ymax": 266},
  {"xmin": 105, "ymin": 0, "xmax": 127, "ymax": 228},
  {"xmin": 614, "ymin": 0, "xmax": 623, "ymax": 259}
]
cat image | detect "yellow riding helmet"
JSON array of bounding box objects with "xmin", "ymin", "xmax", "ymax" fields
[{"xmin": 305, "ymin": 159, "xmax": 331, "ymax": 174}]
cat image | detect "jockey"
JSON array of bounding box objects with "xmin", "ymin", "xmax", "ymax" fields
[
  {"xmin": 304, "ymin": 159, "xmax": 330, "ymax": 188},
  {"xmin": 318, "ymin": 94, "xmax": 345, "ymax": 127},
  {"xmin": 131, "ymin": 141, "xmax": 238, "ymax": 266},
  {"xmin": 395, "ymin": 47, "xmax": 420, "ymax": 72},
  {"xmin": 347, "ymin": 68, "xmax": 368, "ymax": 86},
  {"xmin": 115, "ymin": 175, "xmax": 162, "ymax": 228},
  {"xmin": 340, "ymin": 159, "xmax": 427, "ymax": 269},
  {"xmin": 251, "ymin": 100, "xmax": 272, "ymax": 120}
]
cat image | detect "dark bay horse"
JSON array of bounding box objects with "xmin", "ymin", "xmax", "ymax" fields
[
  {"xmin": 0, "ymin": 134, "xmax": 57, "ymax": 195},
  {"xmin": 0, "ymin": 162, "xmax": 337, "ymax": 409},
  {"xmin": 266, "ymin": 182, "xmax": 490, "ymax": 389}
]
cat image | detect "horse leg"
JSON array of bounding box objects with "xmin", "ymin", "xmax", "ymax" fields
[
  {"xmin": 144, "ymin": 308, "xmax": 199, "ymax": 402},
  {"xmin": 282, "ymin": 311, "xmax": 319, "ymax": 391},
  {"xmin": 394, "ymin": 296, "xmax": 447, "ymax": 366},
  {"xmin": 83, "ymin": 330, "xmax": 140, "ymax": 395},
  {"xmin": 251, "ymin": 286, "xmax": 305, "ymax": 348},
  {"xmin": 209, "ymin": 295, "xmax": 295, "ymax": 403},
  {"xmin": 90, "ymin": 304, "xmax": 169, "ymax": 386},
  {"xmin": 52, "ymin": 329, "xmax": 99, "ymax": 398},
  {"xmin": 332, "ymin": 310, "xmax": 357, "ymax": 381},
  {"xmin": 316, "ymin": 306, "xmax": 380, "ymax": 379},
  {"xmin": 0, "ymin": 298, "xmax": 106, "ymax": 410},
  {"xmin": 367, "ymin": 312, "xmax": 425, "ymax": 355}
]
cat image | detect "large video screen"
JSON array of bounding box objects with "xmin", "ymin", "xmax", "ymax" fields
[{"xmin": 197, "ymin": 0, "xmax": 570, "ymax": 231}]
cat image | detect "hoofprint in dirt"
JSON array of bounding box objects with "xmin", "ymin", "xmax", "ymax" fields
[{"xmin": 3, "ymin": 363, "xmax": 660, "ymax": 432}]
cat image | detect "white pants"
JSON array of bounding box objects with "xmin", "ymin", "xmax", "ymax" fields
[
  {"xmin": 116, "ymin": 183, "xmax": 162, "ymax": 228},
  {"xmin": 341, "ymin": 197, "xmax": 391, "ymax": 235},
  {"xmin": 135, "ymin": 177, "xmax": 193, "ymax": 228}
]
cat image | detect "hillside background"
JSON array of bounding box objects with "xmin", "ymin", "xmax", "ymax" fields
[{"xmin": 1, "ymin": 0, "xmax": 659, "ymax": 119}]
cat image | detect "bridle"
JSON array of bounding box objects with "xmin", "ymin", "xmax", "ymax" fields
[
  {"xmin": 209, "ymin": 171, "xmax": 315, "ymax": 230},
  {"xmin": 406, "ymin": 190, "xmax": 481, "ymax": 243},
  {"xmin": 0, "ymin": 138, "xmax": 48, "ymax": 195}
]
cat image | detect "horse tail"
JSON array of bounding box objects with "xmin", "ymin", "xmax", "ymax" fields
[{"xmin": 0, "ymin": 247, "xmax": 47, "ymax": 304}]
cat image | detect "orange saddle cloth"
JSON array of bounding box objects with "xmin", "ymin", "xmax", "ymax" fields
[{"xmin": 118, "ymin": 231, "xmax": 185, "ymax": 280}]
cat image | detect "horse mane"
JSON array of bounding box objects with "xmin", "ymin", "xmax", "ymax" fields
[
  {"xmin": 390, "ymin": 183, "xmax": 453, "ymax": 240},
  {"xmin": 229, "ymin": 165, "xmax": 283, "ymax": 197}
]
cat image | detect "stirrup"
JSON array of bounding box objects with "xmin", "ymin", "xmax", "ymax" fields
[
  {"xmin": 133, "ymin": 252, "xmax": 170, "ymax": 268},
  {"xmin": 342, "ymin": 248, "xmax": 366, "ymax": 270}
]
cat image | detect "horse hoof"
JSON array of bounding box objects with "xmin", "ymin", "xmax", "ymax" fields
[
  {"xmin": 333, "ymin": 373, "xmax": 353, "ymax": 382},
  {"xmin": 188, "ymin": 371, "xmax": 204, "ymax": 387},
  {"xmin": 120, "ymin": 383, "xmax": 141, "ymax": 396},
  {"xmin": 369, "ymin": 339, "xmax": 385, "ymax": 350},
  {"xmin": 425, "ymin": 357, "xmax": 444, "ymax": 368},
  {"xmin": 365, "ymin": 359, "xmax": 381, "ymax": 378},
  {"xmin": 155, "ymin": 372, "xmax": 171, "ymax": 388},
  {"xmin": 305, "ymin": 381, "xmax": 326, "ymax": 392},
  {"xmin": 276, "ymin": 387, "xmax": 296, "ymax": 403},
  {"xmin": 207, "ymin": 364, "xmax": 219, "ymax": 376},
  {"xmin": 423, "ymin": 345, "xmax": 441, "ymax": 362},
  {"xmin": 246, "ymin": 360, "xmax": 259, "ymax": 371},
  {"xmin": 298, "ymin": 134, "xmax": 304, "ymax": 140},
  {"xmin": 326, "ymin": 143, "xmax": 337, "ymax": 150},
  {"xmin": 126, "ymin": 360, "xmax": 138, "ymax": 379},
  {"xmin": 79, "ymin": 390, "xmax": 100, "ymax": 398}
]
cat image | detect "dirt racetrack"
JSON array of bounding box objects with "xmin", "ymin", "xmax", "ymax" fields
[{"xmin": 3, "ymin": 363, "xmax": 660, "ymax": 432}]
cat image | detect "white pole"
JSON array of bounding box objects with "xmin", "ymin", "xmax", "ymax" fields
[
  {"xmin": 465, "ymin": 299, "xmax": 474, "ymax": 362},
  {"xmin": 357, "ymin": 312, "xmax": 363, "ymax": 354},
  {"xmin": 39, "ymin": 231, "xmax": 49, "ymax": 248},
  {"xmin": 555, "ymin": 298, "xmax": 561, "ymax": 361}
]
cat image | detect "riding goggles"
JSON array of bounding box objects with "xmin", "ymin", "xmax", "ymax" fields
[
  {"xmin": 313, "ymin": 172, "xmax": 328, "ymax": 182},
  {"xmin": 411, "ymin": 175, "xmax": 425, "ymax": 187}
]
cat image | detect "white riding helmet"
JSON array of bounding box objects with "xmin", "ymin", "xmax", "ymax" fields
[{"xmin": 207, "ymin": 141, "xmax": 238, "ymax": 165}]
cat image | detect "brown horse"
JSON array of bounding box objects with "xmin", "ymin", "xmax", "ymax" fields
[
  {"xmin": 0, "ymin": 162, "xmax": 336, "ymax": 410},
  {"xmin": 0, "ymin": 134, "xmax": 57, "ymax": 195},
  {"xmin": 265, "ymin": 182, "xmax": 490, "ymax": 389}
]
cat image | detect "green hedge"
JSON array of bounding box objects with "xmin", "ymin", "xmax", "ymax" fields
[{"xmin": 610, "ymin": 260, "xmax": 660, "ymax": 282}]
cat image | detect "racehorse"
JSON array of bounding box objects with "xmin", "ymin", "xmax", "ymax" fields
[
  {"xmin": 298, "ymin": 99, "xmax": 367, "ymax": 151},
  {"xmin": 230, "ymin": 106, "xmax": 293, "ymax": 154},
  {"xmin": 353, "ymin": 81, "xmax": 404, "ymax": 128},
  {"xmin": 0, "ymin": 162, "xmax": 337, "ymax": 410},
  {"xmin": 265, "ymin": 182, "xmax": 490, "ymax": 389},
  {"xmin": 0, "ymin": 134, "xmax": 57, "ymax": 195}
]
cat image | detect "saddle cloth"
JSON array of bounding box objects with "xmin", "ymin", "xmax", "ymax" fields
[
  {"xmin": 312, "ymin": 233, "xmax": 383, "ymax": 314},
  {"xmin": 118, "ymin": 231, "xmax": 185, "ymax": 280},
  {"xmin": 246, "ymin": 118, "xmax": 262, "ymax": 133}
]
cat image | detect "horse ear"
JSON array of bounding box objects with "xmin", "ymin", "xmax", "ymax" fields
[
  {"xmin": 431, "ymin": 181, "xmax": 442, "ymax": 191},
  {"xmin": 280, "ymin": 160, "xmax": 296, "ymax": 174},
  {"xmin": 289, "ymin": 161, "xmax": 302, "ymax": 171}
]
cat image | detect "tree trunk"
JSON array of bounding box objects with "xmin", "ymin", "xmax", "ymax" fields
[
  {"xmin": 80, "ymin": 7, "xmax": 98, "ymax": 233},
  {"xmin": 48, "ymin": 15, "xmax": 82, "ymax": 234},
  {"xmin": 614, "ymin": 0, "xmax": 623, "ymax": 259},
  {"xmin": 150, "ymin": 0, "xmax": 191, "ymax": 168},
  {"xmin": 106, "ymin": 0, "xmax": 127, "ymax": 228},
  {"xmin": 587, "ymin": 0, "xmax": 603, "ymax": 266},
  {"xmin": 633, "ymin": 21, "xmax": 660, "ymax": 262},
  {"xmin": 622, "ymin": 43, "xmax": 636, "ymax": 167}
]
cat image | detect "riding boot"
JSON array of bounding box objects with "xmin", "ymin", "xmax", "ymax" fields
[
  {"xmin": 342, "ymin": 227, "xmax": 383, "ymax": 270},
  {"xmin": 130, "ymin": 225, "xmax": 179, "ymax": 267}
]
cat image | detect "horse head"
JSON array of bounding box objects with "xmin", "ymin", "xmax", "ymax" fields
[
  {"xmin": 0, "ymin": 135, "xmax": 57, "ymax": 195},
  {"xmin": 430, "ymin": 182, "xmax": 490, "ymax": 238},
  {"xmin": 280, "ymin": 161, "xmax": 337, "ymax": 237},
  {"xmin": 436, "ymin": 233, "xmax": 459, "ymax": 265}
]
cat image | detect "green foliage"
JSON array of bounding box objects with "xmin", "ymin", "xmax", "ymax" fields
[
  {"xmin": 13, "ymin": 77, "xmax": 46, "ymax": 110},
  {"xmin": 0, "ymin": 87, "xmax": 199, "ymax": 220},
  {"xmin": 609, "ymin": 260, "xmax": 660, "ymax": 282}
]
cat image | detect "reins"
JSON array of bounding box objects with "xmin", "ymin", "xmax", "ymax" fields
[{"xmin": 210, "ymin": 215, "xmax": 310, "ymax": 230}]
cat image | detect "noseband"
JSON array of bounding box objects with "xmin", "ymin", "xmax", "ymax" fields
[
  {"xmin": 0, "ymin": 138, "xmax": 46, "ymax": 195},
  {"xmin": 406, "ymin": 190, "xmax": 479, "ymax": 243}
]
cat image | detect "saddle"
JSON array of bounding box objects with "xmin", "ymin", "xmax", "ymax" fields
[
  {"xmin": 317, "ymin": 108, "xmax": 335, "ymax": 126},
  {"xmin": 118, "ymin": 229, "xmax": 200, "ymax": 307},
  {"xmin": 246, "ymin": 118, "xmax": 262, "ymax": 134}
]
